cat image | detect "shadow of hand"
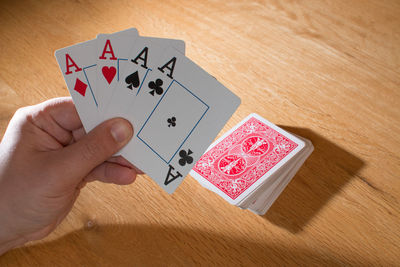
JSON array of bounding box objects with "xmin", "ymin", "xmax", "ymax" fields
[{"xmin": 2, "ymin": 223, "xmax": 373, "ymax": 266}]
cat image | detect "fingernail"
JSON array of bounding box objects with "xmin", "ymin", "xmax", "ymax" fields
[{"xmin": 111, "ymin": 120, "xmax": 132, "ymax": 143}]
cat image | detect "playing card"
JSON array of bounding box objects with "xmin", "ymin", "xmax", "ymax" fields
[
  {"xmin": 102, "ymin": 36, "xmax": 185, "ymax": 123},
  {"xmin": 236, "ymin": 138, "xmax": 310, "ymax": 207},
  {"xmin": 95, "ymin": 28, "xmax": 139, "ymax": 116},
  {"xmin": 190, "ymin": 113, "xmax": 305, "ymax": 205},
  {"xmin": 119, "ymin": 46, "xmax": 241, "ymax": 194},
  {"xmin": 247, "ymin": 138, "xmax": 314, "ymax": 214},
  {"xmin": 55, "ymin": 39, "xmax": 98, "ymax": 131}
]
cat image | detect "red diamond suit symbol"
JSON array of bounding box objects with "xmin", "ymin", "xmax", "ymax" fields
[{"xmin": 74, "ymin": 78, "xmax": 88, "ymax": 96}]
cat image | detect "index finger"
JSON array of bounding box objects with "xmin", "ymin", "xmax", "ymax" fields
[{"xmin": 42, "ymin": 97, "xmax": 83, "ymax": 131}]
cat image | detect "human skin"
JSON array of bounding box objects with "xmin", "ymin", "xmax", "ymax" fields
[{"xmin": 0, "ymin": 97, "xmax": 136, "ymax": 255}]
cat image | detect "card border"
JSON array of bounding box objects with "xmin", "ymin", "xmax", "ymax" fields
[{"xmin": 137, "ymin": 79, "xmax": 210, "ymax": 164}]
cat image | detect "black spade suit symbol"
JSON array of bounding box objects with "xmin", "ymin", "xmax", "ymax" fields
[{"xmin": 125, "ymin": 71, "xmax": 140, "ymax": 90}]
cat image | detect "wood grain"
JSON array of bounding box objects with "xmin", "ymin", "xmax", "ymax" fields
[{"xmin": 0, "ymin": 0, "xmax": 399, "ymax": 265}]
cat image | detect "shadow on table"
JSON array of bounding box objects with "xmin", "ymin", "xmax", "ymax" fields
[
  {"xmin": 4, "ymin": 224, "xmax": 374, "ymax": 266},
  {"xmin": 262, "ymin": 126, "xmax": 365, "ymax": 233}
]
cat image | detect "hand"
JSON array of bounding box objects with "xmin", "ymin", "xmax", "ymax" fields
[{"xmin": 0, "ymin": 97, "xmax": 136, "ymax": 254}]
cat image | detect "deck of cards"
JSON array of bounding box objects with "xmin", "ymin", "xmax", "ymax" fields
[
  {"xmin": 190, "ymin": 114, "xmax": 313, "ymax": 215},
  {"xmin": 55, "ymin": 28, "xmax": 313, "ymax": 214}
]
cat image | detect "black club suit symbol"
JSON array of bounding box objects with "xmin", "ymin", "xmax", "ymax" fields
[
  {"xmin": 148, "ymin": 79, "xmax": 163, "ymax": 96},
  {"xmin": 167, "ymin": 116, "xmax": 176, "ymax": 127},
  {"xmin": 178, "ymin": 149, "xmax": 193, "ymax": 166}
]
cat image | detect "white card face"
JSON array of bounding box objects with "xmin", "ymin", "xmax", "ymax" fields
[
  {"xmin": 102, "ymin": 37, "xmax": 185, "ymax": 122},
  {"xmin": 121, "ymin": 46, "xmax": 241, "ymax": 194},
  {"xmin": 55, "ymin": 39, "xmax": 98, "ymax": 132},
  {"xmin": 95, "ymin": 28, "xmax": 139, "ymax": 116},
  {"xmin": 137, "ymin": 81, "xmax": 208, "ymax": 161}
]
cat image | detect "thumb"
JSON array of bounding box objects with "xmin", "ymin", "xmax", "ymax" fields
[{"xmin": 60, "ymin": 118, "xmax": 133, "ymax": 180}]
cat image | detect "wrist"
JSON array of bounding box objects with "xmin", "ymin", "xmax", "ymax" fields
[
  {"xmin": 0, "ymin": 213, "xmax": 25, "ymax": 255},
  {"xmin": 0, "ymin": 198, "xmax": 26, "ymax": 255},
  {"xmin": 0, "ymin": 236, "xmax": 24, "ymax": 255}
]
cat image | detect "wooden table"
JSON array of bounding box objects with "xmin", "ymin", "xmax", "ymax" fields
[{"xmin": 1, "ymin": 0, "xmax": 399, "ymax": 265}]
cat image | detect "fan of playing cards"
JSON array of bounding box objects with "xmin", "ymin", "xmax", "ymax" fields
[{"xmin": 55, "ymin": 28, "xmax": 313, "ymax": 215}]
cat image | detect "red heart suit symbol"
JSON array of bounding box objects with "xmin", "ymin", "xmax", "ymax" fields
[{"xmin": 102, "ymin": 66, "xmax": 116, "ymax": 84}]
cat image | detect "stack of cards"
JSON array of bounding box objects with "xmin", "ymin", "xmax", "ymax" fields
[
  {"xmin": 55, "ymin": 28, "xmax": 241, "ymax": 194},
  {"xmin": 190, "ymin": 114, "xmax": 313, "ymax": 215}
]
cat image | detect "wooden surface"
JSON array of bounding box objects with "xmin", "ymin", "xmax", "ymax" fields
[{"xmin": 0, "ymin": 0, "xmax": 399, "ymax": 265}]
